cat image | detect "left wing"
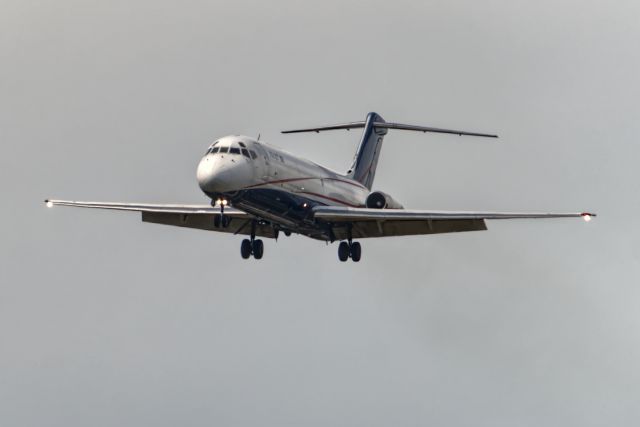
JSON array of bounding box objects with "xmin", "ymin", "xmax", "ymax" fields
[
  {"xmin": 312, "ymin": 206, "xmax": 595, "ymax": 239},
  {"xmin": 44, "ymin": 199, "xmax": 276, "ymax": 238}
]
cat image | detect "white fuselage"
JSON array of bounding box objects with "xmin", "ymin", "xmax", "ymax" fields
[{"xmin": 196, "ymin": 135, "xmax": 369, "ymax": 229}]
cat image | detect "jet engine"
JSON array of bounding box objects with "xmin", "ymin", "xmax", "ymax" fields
[{"xmin": 365, "ymin": 191, "xmax": 404, "ymax": 209}]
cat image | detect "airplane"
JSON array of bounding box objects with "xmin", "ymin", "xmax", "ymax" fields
[{"xmin": 45, "ymin": 112, "xmax": 595, "ymax": 262}]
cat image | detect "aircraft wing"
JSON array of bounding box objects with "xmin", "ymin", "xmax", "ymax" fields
[
  {"xmin": 312, "ymin": 206, "xmax": 595, "ymax": 240},
  {"xmin": 44, "ymin": 199, "xmax": 276, "ymax": 238}
]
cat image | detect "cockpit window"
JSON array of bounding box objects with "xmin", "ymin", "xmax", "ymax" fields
[
  {"xmin": 249, "ymin": 150, "xmax": 258, "ymax": 159},
  {"xmin": 239, "ymin": 142, "xmax": 247, "ymax": 148},
  {"xmin": 241, "ymin": 148, "xmax": 250, "ymax": 158},
  {"xmin": 211, "ymin": 147, "xmax": 219, "ymax": 153},
  {"xmin": 229, "ymin": 147, "xmax": 240, "ymax": 154},
  {"xmin": 219, "ymin": 146, "xmax": 229, "ymax": 153}
]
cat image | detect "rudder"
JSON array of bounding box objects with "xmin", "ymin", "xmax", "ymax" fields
[{"xmin": 347, "ymin": 112, "xmax": 387, "ymax": 190}]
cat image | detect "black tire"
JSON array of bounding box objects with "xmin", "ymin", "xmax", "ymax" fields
[
  {"xmin": 350, "ymin": 242, "xmax": 361, "ymax": 262},
  {"xmin": 221, "ymin": 216, "xmax": 230, "ymax": 228},
  {"xmin": 338, "ymin": 241, "xmax": 350, "ymax": 262},
  {"xmin": 253, "ymin": 239, "xmax": 264, "ymax": 259},
  {"xmin": 213, "ymin": 215, "xmax": 221, "ymax": 228},
  {"xmin": 240, "ymin": 239, "xmax": 252, "ymax": 259}
]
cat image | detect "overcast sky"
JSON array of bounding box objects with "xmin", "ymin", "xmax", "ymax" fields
[{"xmin": 2, "ymin": 0, "xmax": 639, "ymax": 426}]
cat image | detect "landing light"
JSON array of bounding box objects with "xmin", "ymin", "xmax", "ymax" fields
[
  {"xmin": 222, "ymin": 199, "xmax": 228, "ymax": 206},
  {"xmin": 582, "ymin": 214, "xmax": 592, "ymax": 222}
]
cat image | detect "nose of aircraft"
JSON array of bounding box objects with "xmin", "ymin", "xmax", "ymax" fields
[{"xmin": 197, "ymin": 155, "xmax": 239, "ymax": 193}]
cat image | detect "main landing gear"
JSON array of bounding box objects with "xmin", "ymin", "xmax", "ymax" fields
[
  {"xmin": 337, "ymin": 224, "xmax": 361, "ymax": 262},
  {"xmin": 338, "ymin": 241, "xmax": 361, "ymax": 262},
  {"xmin": 241, "ymin": 221, "xmax": 264, "ymax": 260}
]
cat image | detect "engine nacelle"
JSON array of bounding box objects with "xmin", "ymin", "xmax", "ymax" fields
[{"xmin": 365, "ymin": 191, "xmax": 404, "ymax": 209}]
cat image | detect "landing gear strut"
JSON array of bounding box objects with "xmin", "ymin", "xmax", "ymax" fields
[{"xmin": 241, "ymin": 221, "xmax": 264, "ymax": 260}]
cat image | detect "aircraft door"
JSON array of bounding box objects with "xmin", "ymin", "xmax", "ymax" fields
[{"xmin": 254, "ymin": 143, "xmax": 272, "ymax": 180}]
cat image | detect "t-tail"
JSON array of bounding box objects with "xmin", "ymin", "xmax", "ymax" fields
[
  {"xmin": 282, "ymin": 111, "xmax": 498, "ymax": 190},
  {"xmin": 346, "ymin": 112, "xmax": 387, "ymax": 189}
]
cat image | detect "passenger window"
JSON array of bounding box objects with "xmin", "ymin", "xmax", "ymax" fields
[
  {"xmin": 249, "ymin": 150, "xmax": 258, "ymax": 159},
  {"xmin": 211, "ymin": 147, "xmax": 219, "ymax": 153},
  {"xmin": 241, "ymin": 148, "xmax": 250, "ymax": 158},
  {"xmin": 239, "ymin": 142, "xmax": 246, "ymax": 148},
  {"xmin": 229, "ymin": 147, "xmax": 241, "ymax": 154},
  {"xmin": 219, "ymin": 146, "xmax": 229, "ymax": 153}
]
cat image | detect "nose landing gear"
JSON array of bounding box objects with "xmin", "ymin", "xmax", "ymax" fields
[
  {"xmin": 212, "ymin": 198, "xmax": 230, "ymax": 228},
  {"xmin": 213, "ymin": 215, "xmax": 230, "ymax": 228}
]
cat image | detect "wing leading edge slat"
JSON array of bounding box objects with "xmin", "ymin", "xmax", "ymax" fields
[
  {"xmin": 312, "ymin": 206, "xmax": 595, "ymax": 221},
  {"xmin": 44, "ymin": 199, "xmax": 247, "ymax": 216}
]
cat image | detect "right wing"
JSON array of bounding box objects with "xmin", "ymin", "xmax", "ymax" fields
[
  {"xmin": 312, "ymin": 206, "xmax": 595, "ymax": 239},
  {"xmin": 44, "ymin": 199, "xmax": 276, "ymax": 238}
]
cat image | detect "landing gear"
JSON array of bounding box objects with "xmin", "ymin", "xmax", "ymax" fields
[
  {"xmin": 252, "ymin": 239, "xmax": 264, "ymax": 259},
  {"xmin": 338, "ymin": 241, "xmax": 350, "ymax": 262},
  {"xmin": 337, "ymin": 224, "xmax": 361, "ymax": 262},
  {"xmin": 240, "ymin": 221, "xmax": 264, "ymax": 260},
  {"xmin": 337, "ymin": 241, "xmax": 362, "ymax": 262},
  {"xmin": 350, "ymin": 241, "xmax": 361, "ymax": 262},
  {"xmin": 213, "ymin": 215, "xmax": 230, "ymax": 228},
  {"xmin": 241, "ymin": 239, "xmax": 252, "ymax": 259},
  {"xmin": 212, "ymin": 198, "xmax": 230, "ymax": 228}
]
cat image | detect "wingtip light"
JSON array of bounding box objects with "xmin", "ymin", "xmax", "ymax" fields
[
  {"xmin": 46, "ymin": 200, "xmax": 53, "ymax": 208},
  {"xmin": 581, "ymin": 213, "xmax": 594, "ymax": 222}
]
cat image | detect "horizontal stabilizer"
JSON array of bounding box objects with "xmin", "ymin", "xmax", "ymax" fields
[
  {"xmin": 282, "ymin": 121, "xmax": 497, "ymax": 138},
  {"xmin": 374, "ymin": 122, "xmax": 497, "ymax": 138},
  {"xmin": 282, "ymin": 122, "xmax": 365, "ymax": 134}
]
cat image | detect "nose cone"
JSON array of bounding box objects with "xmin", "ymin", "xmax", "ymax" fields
[
  {"xmin": 196, "ymin": 156, "xmax": 214, "ymax": 191},
  {"xmin": 197, "ymin": 155, "xmax": 246, "ymax": 193}
]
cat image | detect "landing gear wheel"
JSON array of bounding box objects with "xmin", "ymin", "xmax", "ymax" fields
[
  {"xmin": 240, "ymin": 239, "xmax": 252, "ymax": 259},
  {"xmin": 350, "ymin": 242, "xmax": 361, "ymax": 262},
  {"xmin": 338, "ymin": 241, "xmax": 350, "ymax": 262},
  {"xmin": 213, "ymin": 215, "xmax": 230, "ymax": 228},
  {"xmin": 252, "ymin": 239, "xmax": 264, "ymax": 259}
]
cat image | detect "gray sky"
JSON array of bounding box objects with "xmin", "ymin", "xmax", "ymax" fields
[{"xmin": 2, "ymin": 0, "xmax": 639, "ymax": 425}]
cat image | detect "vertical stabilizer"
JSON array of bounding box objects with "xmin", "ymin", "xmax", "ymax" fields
[{"xmin": 347, "ymin": 112, "xmax": 387, "ymax": 190}]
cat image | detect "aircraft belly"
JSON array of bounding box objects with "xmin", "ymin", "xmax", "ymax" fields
[
  {"xmin": 231, "ymin": 188, "xmax": 320, "ymax": 229},
  {"xmin": 224, "ymin": 147, "xmax": 368, "ymax": 239}
]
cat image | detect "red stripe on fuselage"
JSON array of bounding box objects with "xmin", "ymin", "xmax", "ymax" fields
[{"xmin": 243, "ymin": 176, "xmax": 366, "ymax": 190}]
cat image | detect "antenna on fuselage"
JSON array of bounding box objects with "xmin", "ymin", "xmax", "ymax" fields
[{"xmin": 257, "ymin": 133, "xmax": 261, "ymax": 141}]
